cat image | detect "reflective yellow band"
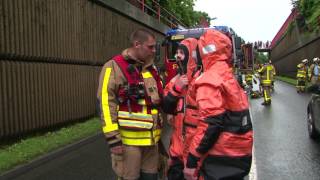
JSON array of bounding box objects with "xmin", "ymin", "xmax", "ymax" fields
[
  {"xmin": 122, "ymin": 135, "xmax": 161, "ymax": 146},
  {"xmin": 120, "ymin": 129, "xmax": 162, "ymax": 146},
  {"xmin": 118, "ymin": 119, "xmax": 153, "ymax": 129},
  {"xmin": 138, "ymin": 99, "xmax": 146, "ymax": 105},
  {"xmin": 142, "ymin": 105, "xmax": 147, "ymax": 114},
  {"xmin": 264, "ymin": 90, "xmax": 271, "ymax": 101},
  {"xmin": 102, "ymin": 68, "xmax": 118, "ymax": 133},
  {"xmin": 263, "ymin": 80, "xmax": 271, "ymax": 84},
  {"xmin": 118, "ymin": 111, "xmax": 153, "ymax": 121},
  {"xmin": 151, "ymin": 109, "xmax": 158, "ymax": 114},
  {"xmin": 120, "ymin": 129, "xmax": 161, "ymax": 138},
  {"xmin": 142, "ymin": 71, "xmax": 153, "ymax": 78}
]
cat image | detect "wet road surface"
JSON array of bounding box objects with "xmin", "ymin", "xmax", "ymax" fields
[
  {"xmin": 0, "ymin": 123, "xmax": 172, "ymax": 180},
  {"xmin": 250, "ymin": 81, "xmax": 320, "ymax": 180},
  {"xmin": 2, "ymin": 81, "xmax": 320, "ymax": 180},
  {"xmin": 0, "ymin": 134, "xmax": 116, "ymax": 180}
]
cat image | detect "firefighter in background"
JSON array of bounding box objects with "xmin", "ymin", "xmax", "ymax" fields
[
  {"xmin": 162, "ymin": 38, "xmax": 199, "ymax": 180},
  {"xmin": 97, "ymin": 29, "xmax": 163, "ymax": 180},
  {"xmin": 183, "ymin": 29, "xmax": 253, "ymax": 180},
  {"xmin": 269, "ymin": 60, "xmax": 276, "ymax": 91},
  {"xmin": 296, "ymin": 59, "xmax": 308, "ymax": 93},
  {"xmin": 241, "ymin": 70, "xmax": 253, "ymax": 94},
  {"xmin": 309, "ymin": 57, "xmax": 315, "ymax": 82},
  {"xmin": 245, "ymin": 71, "xmax": 253, "ymax": 88},
  {"xmin": 309, "ymin": 57, "xmax": 320, "ymax": 86},
  {"xmin": 258, "ymin": 61, "xmax": 275, "ymax": 105}
]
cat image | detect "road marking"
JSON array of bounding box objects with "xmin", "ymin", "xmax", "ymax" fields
[
  {"xmin": 248, "ymin": 102, "xmax": 257, "ymax": 180},
  {"xmin": 249, "ymin": 144, "xmax": 257, "ymax": 180}
]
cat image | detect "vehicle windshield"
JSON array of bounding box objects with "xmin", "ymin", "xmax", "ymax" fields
[{"xmin": 166, "ymin": 40, "xmax": 180, "ymax": 62}]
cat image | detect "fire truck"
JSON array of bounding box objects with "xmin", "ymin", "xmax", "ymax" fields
[{"xmin": 161, "ymin": 26, "xmax": 245, "ymax": 84}]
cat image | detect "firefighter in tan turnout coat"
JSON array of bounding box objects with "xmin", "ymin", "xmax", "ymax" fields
[{"xmin": 97, "ymin": 29, "xmax": 163, "ymax": 180}]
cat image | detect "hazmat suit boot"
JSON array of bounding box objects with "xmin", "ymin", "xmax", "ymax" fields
[
  {"xmin": 167, "ymin": 160, "xmax": 184, "ymax": 180},
  {"xmin": 139, "ymin": 172, "xmax": 158, "ymax": 180}
]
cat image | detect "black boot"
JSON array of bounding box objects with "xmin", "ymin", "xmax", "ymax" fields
[
  {"xmin": 167, "ymin": 159, "xmax": 184, "ymax": 180},
  {"xmin": 261, "ymin": 101, "xmax": 271, "ymax": 106},
  {"xmin": 139, "ymin": 172, "xmax": 158, "ymax": 180}
]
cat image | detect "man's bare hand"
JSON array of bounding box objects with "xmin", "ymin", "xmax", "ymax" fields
[
  {"xmin": 174, "ymin": 74, "xmax": 188, "ymax": 92},
  {"xmin": 110, "ymin": 145, "xmax": 124, "ymax": 155}
]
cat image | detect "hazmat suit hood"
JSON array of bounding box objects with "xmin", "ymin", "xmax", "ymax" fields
[
  {"xmin": 179, "ymin": 38, "xmax": 199, "ymax": 81},
  {"xmin": 197, "ymin": 29, "xmax": 232, "ymax": 72}
]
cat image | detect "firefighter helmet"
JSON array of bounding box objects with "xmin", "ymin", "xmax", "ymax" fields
[{"xmin": 302, "ymin": 59, "xmax": 308, "ymax": 63}]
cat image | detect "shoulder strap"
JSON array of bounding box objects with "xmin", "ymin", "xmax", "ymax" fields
[
  {"xmin": 148, "ymin": 66, "xmax": 163, "ymax": 95},
  {"xmin": 113, "ymin": 55, "xmax": 137, "ymax": 84}
]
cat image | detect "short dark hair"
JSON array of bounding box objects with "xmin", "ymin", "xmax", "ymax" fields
[{"xmin": 130, "ymin": 29, "xmax": 155, "ymax": 45}]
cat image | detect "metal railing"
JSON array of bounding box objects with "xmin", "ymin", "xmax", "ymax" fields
[{"xmin": 126, "ymin": 0, "xmax": 186, "ymax": 28}]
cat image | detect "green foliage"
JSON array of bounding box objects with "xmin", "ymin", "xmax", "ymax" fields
[
  {"xmin": 286, "ymin": 21, "xmax": 296, "ymax": 35},
  {"xmin": 0, "ymin": 118, "xmax": 101, "ymax": 174},
  {"xmin": 255, "ymin": 52, "xmax": 268, "ymax": 64},
  {"xmin": 295, "ymin": 0, "xmax": 320, "ymax": 32},
  {"xmin": 158, "ymin": 0, "xmax": 211, "ymax": 27},
  {"xmin": 307, "ymin": 7, "xmax": 320, "ymax": 32},
  {"xmin": 291, "ymin": 0, "xmax": 299, "ymax": 8}
]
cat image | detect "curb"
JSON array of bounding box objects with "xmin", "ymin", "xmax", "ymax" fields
[{"xmin": 0, "ymin": 133, "xmax": 103, "ymax": 180}]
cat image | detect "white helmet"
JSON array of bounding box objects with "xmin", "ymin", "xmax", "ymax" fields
[
  {"xmin": 313, "ymin": 57, "xmax": 319, "ymax": 62},
  {"xmin": 302, "ymin": 59, "xmax": 308, "ymax": 63}
]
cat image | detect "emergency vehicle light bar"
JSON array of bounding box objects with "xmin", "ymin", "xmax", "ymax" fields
[{"xmin": 166, "ymin": 26, "xmax": 232, "ymax": 37}]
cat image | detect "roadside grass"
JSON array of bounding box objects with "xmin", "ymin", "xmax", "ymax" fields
[
  {"xmin": 275, "ymin": 76, "xmax": 312, "ymax": 88},
  {"xmin": 275, "ymin": 76, "xmax": 297, "ymax": 86},
  {"xmin": 0, "ymin": 117, "xmax": 101, "ymax": 174}
]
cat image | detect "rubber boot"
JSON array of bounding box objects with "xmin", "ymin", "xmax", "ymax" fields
[
  {"xmin": 167, "ymin": 159, "xmax": 184, "ymax": 180},
  {"xmin": 261, "ymin": 100, "xmax": 271, "ymax": 106},
  {"xmin": 139, "ymin": 172, "xmax": 158, "ymax": 180}
]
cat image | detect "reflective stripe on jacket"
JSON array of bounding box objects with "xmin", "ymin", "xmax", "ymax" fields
[
  {"xmin": 296, "ymin": 63, "xmax": 307, "ymax": 79},
  {"xmin": 97, "ymin": 53, "xmax": 163, "ymax": 147},
  {"xmin": 258, "ymin": 64, "xmax": 274, "ymax": 85},
  {"xmin": 245, "ymin": 73, "xmax": 253, "ymax": 82}
]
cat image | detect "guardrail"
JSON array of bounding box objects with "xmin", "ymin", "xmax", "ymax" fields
[{"xmin": 126, "ymin": 0, "xmax": 186, "ymax": 28}]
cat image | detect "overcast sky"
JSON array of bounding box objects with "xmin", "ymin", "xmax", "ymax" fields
[{"xmin": 194, "ymin": 0, "xmax": 293, "ymax": 43}]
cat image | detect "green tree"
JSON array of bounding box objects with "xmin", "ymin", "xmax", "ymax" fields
[
  {"xmin": 293, "ymin": 0, "xmax": 320, "ymax": 32},
  {"xmin": 291, "ymin": 0, "xmax": 299, "ymax": 8},
  {"xmin": 255, "ymin": 52, "xmax": 268, "ymax": 64},
  {"xmin": 158, "ymin": 0, "xmax": 211, "ymax": 27}
]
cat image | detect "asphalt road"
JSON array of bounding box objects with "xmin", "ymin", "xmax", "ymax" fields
[
  {"xmin": 2, "ymin": 80, "xmax": 320, "ymax": 180},
  {"xmin": 0, "ymin": 134, "xmax": 116, "ymax": 180},
  {"xmin": 0, "ymin": 123, "xmax": 172, "ymax": 180},
  {"xmin": 250, "ymin": 80, "xmax": 320, "ymax": 180}
]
